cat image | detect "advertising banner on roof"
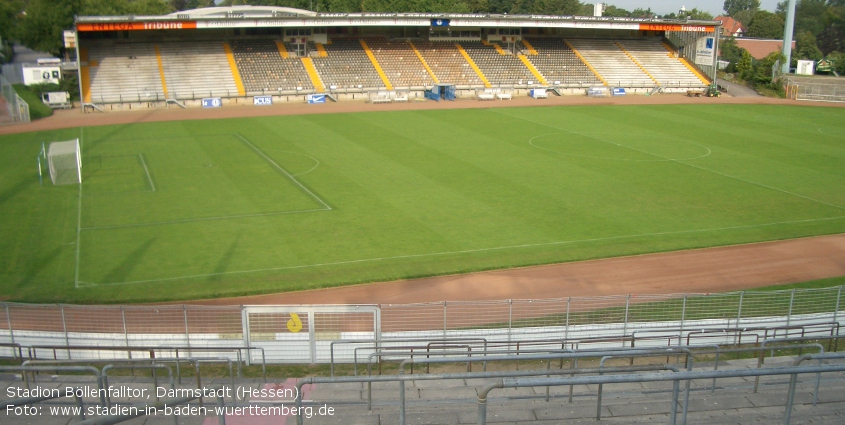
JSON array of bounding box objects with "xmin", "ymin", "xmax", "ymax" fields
[
  {"xmin": 638, "ymin": 23, "xmax": 715, "ymax": 32},
  {"xmin": 694, "ymin": 36, "xmax": 715, "ymax": 66},
  {"xmin": 77, "ymin": 21, "xmax": 197, "ymax": 31}
]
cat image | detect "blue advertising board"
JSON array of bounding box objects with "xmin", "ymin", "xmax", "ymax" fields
[
  {"xmin": 202, "ymin": 98, "xmax": 222, "ymax": 108},
  {"xmin": 431, "ymin": 19, "xmax": 450, "ymax": 27},
  {"xmin": 307, "ymin": 94, "xmax": 326, "ymax": 104},
  {"xmin": 611, "ymin": 88, "xmax": 627, "ymax": 96},
  {"xmin": 254, "ymin": 95, "xmax": 273, "ymax": 106}
]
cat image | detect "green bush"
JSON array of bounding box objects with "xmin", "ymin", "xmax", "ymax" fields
[{"xmin": 12, "ymin": 83, "xmax": 53, "ymax": 120}]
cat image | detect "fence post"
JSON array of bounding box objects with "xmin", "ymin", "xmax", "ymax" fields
[
  {"xmin": 5, "ymin": 303, "xmax": 14, "ymax": 345},
  {"xmin": 787, "ymin": 289, "xmax": 796, "ymax": 326},
  {"xmin": 736, "ymin": 291, "xmax": 744, "ymax": 328},
  {"xmin": 121, "ymin": 306, "xmax": 129, "ymax": 348},
  {"xmin": 60, "ymin": 304, "xmax": 70, "ymax": 356},
  {"xmin": 623, "ymin": 295, "xmax": 631, "ymax": 345},
  {"xmin": 443, "ymin": 302, "xmax": 447, "ymax": 339},
  {"xmin": 507, "ymin": 300, "xmax": 513, "ymax": 347},
  {"xmin": 308, "ymin": 310, "xmax": 316, "ymax": 364},
  {"xmin": 241, "ymin": 306, "xmax": 251, "ymax": 366},
  {"xmin": 564, "ymin": 298, "xmax": 571, "ymax": 342},
  {"xmin": 679, "ymin": 295, "xmax": 687, "ymax": 347},
  {"xmin": 183, "ymin": 305, "xmax": 191, "ymax": 349},
  {"xmin": 834, "ymin": 286, "xmax": 842, "ymax": 325}
]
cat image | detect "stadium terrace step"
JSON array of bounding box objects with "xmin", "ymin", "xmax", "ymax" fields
[{"xmin": 4, "ymin": 356, "xmax": 844, "ymax": 425}]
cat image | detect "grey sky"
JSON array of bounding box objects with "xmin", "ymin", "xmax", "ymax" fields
[{"xmin": 601, "ymin": 0, "xmax": 781, "ymax": 16}]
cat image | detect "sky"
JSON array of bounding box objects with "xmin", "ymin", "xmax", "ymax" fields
[{"xmin": 601, "ymin": 0, "xmax": 781, "ymax": 16}]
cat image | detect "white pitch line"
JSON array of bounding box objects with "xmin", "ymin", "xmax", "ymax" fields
[
  {"xmin": 495, "ymin": 110, "xmax": 845, "ymax": 212},
  {"xmin": 818, "ymin": 127, "xmax": 845, "ymax": 139},
  {"xmin": 287, "ymin": 152, "xmax": 321, "ymax": 177},
  {"xmin": 528, "ymin": 133, "xmax": 712, "ymax": 162},
  {"xmin": 138, "ymin": 154, "xmax": 156, "ymax": 192},
  {"xmin": 77, "ymin": 214, "xmax": 845, "ymax": 287},
  {"xmin": 234, "ymin": 133, "xmax": 332, "ymax": 211},
  {"xmin": 81, "ymin": 208, "xmax": 329, "ymax": 231},
  {"xmin": 74, "ymin": 127, "xmax": 84, "ymax": 289}
]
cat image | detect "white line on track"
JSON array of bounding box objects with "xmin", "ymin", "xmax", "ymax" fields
[{"xmin": 77, "ymin": 215, "xmax": 845, "ymax": 287}]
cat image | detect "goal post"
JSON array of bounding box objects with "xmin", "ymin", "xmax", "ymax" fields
[{"xmin": 47, "ymin": 138, "xmax": 82, "ymax": 185}]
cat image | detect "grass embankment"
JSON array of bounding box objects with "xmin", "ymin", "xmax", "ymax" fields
[{"xmin": 12, "ymin": 83, "xmax": 52, "ymax": 119}]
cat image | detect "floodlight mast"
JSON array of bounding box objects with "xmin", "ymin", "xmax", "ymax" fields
[{"xmin": 781, "ymin": 0, "xmax": 797, "ymax": 75}]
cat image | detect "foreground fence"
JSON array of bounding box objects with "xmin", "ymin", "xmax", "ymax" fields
[
  {"xmin": 0, "ymin": 72, "xmax": 30, "ymax": 124},
  {"xmin": 0, "ymin": 287, "xmax": 842, "ymax": 363},
  {"xmin": 786, "ymin": 78, "xmax": 845, "ymax": 103}
]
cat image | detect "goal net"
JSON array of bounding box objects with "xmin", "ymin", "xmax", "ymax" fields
[{"xmin": 47, "ymin": 139, "xmax": 82, "ymax": 185}]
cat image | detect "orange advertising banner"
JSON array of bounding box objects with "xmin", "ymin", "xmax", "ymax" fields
[
  {"xmin": 77, "ymin": 21, "xmax": 197, "ymax": 32},
  {"xmin": 638, "ymin": 23, "xmax": 715, "ymax": 32}
]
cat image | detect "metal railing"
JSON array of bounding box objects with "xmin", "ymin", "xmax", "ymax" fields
[
  {"xmin": 295, "ymin": 347, "xmax": 695, "ymax": 425},
  {"xmin": 476, "ymin": 361, "xmax": 845, "ymax": 425},
  {"xmin": 786, "ymin": 78, "xmax": 845, "ymax": 103},
  {"xmin": 0, "ymin": 73, "xmax": 30, "ymax": 124},
  {"xmin": 0, "ymin": 287, "xmax": 842, "ymax": 364},
  {"xmin": 23, "ymin": 344, "xmax": 267, "ymax": 380}
]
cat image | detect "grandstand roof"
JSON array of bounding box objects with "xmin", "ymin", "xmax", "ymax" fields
[
  {"xmin": 168, "ymin": 6, "xmax": 316, "ymax": 18},
  {"xmin": 75, "ymin": 7, "xmax": 719, "ymax": 33}
]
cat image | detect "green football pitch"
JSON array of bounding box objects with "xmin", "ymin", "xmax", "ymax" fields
[{"xmin": 1, "ymin": 104, "xmax": 844, "ymax": 303}]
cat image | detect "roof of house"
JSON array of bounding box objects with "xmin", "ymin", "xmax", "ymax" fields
[
  {"xmin": 715, "ymin": 16, "xmax": 745, "ymax": 35},
  {"xmin": 735, "ymin": 38, "xmax": 796, "ymax": 60}
]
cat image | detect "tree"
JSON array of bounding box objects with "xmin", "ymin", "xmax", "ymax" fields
[
  {"xmin": 753, "ymin": 50, "xmax": 784, "ymax": 84},
  {"xmin": 0, "ymin": 0, "xmax": 24, "ymax": 42},
  {"xmin": 719, "ymin": 37, "xmax": 745, "ymax": 71},
  {"xmin": 685, "ymin": 8, "xmax": 714, "ymax": 20},
  {"xmin": 17, "ymin": 0, "xmax": 81, "ymax": 56},
  {"xmin": 170, "ymin": 0, "xmax": 206, "ymax": 10},
  {"xmin": 795, "ymin": 30, "xmax": 823, "ymax": 60},
  {"xmin": 630, "ymin": 7, "xmax": 653, "ymax": 18},
  {"xmin": 746, "ymin": 10, "xmax": 785, "ymax": 38},
  {"xmin": 536, "ymin": 0, "xmax": 581, "ymax": 15},
  {"xmin": 487, "ymin": 0, "xmax": 513, "ymax": 14},
  {"xmin": 663, "ymin": 8, "xmax": 714, "ymax": 20},
  {"xmin": 601, "ymin": 5, "xmax": 630, "ymax": 17},
  {"xmin": 816, "ymin": 23, "xmax": 844, "ymax": 54},
  {"xmin": 794, "ymin": 0, "xmax": 829, "ymax": 36},
  {"xmin": 736, "ymin": 49, "xmax": 753, "ymax": 79},
  {"xmin": 724, "ymin": 0, "xmax": 760, "ymax": 16},
  {"xmin": 127, "ymin": 0, "xmax": 174, "ymax": 14},
  {"xmin": 732, "ymin": 8, "xmax": 756, "ymax": 26}
]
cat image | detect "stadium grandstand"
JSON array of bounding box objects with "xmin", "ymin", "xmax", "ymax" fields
[{"xmin": 72, "ymin": 6, "xmax": 718, "ymax": 110}]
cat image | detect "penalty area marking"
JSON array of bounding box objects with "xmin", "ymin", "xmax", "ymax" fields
[
  {"xmin": 81, "ymin": 208, "xmax": 329, "ymax": 231},
  {"xmin": 234, "ymin": 133, "xmax": 332, "ymax": 211},
  {"xmin": 74, "ymin": 131, "xmax": 332, "ymax": 285},
  {"xmin": 78, "ymin": 134, "xmax": 331, "ymax": 229},
  {"xmin": 138, "ymin": 154, "xmax": 156, "ymax": 192},
  {"xmin": 74, "ymin": 214, "xmax": 845, "ymax": 288}
]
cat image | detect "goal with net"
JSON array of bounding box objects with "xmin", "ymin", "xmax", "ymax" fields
[{"xmin": 45, "ymin": 138, "xmax": 82, "ymax": 185}]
